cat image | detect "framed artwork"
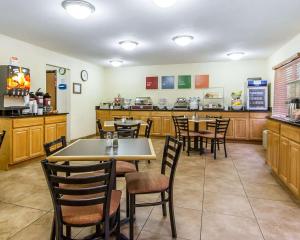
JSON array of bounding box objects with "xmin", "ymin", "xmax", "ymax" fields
[
  {"xmin": 161, "ymin": 76, "xmax": 175, "ymax": 89},
  {"xmin": 146, "ymin": 76, "xmax": 158, "ymax": 89},
  {"xmin": 73, "ymin": 83, "xmax": 82, "ymax": 94},
  {"xmin": 195, "ymin": 75, "xmax": 209, "ymax": 89},
  {"xmin": 178, "ymin": 75, "xmax": 191, "ymax": 89}
]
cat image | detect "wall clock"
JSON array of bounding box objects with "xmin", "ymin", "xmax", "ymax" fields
[
  {"xmin": 59, "ymin": 68, "xmax": 66, "ymax": 75},
  {"xmin": 81, "ymin": 70, "xmax": 88, "ymax": 82}
]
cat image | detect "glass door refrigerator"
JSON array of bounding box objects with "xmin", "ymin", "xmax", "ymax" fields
[{"xmin": 246, "ymin": 79, "xmax": 268, "ymax": 110}]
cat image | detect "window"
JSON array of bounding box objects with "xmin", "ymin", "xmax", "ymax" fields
[{"xmin": 273, "ymin": 55, "xmax": 300, "ymax": 117}]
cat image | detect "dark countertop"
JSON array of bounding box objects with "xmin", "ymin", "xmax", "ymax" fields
[
  {"xmin": 0, "ymin": 113, "xmax": 69, "ymax": 118},
  {"xmin": 95, "ymin": 106, "xmax": 270, "ymax": 113},
  {"xmin": 267, "ymin": 116, "xmax": 300, "ymax": 128}
]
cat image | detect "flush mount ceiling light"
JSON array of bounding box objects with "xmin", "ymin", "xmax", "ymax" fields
[
  {"xmin": 153, "ymin": 0, "xmax": 176, "ymax": 8},
  {"xmin": 172, "ymin": 35, "xmax": 194, "ymax": 47},
  {"xmin": 227, "ymin": 52, "xmax": 245, "ymax": 60},
  {"xmin": 109, "ymin": 60, "xmax": 123, "ymax": 67},
  {"xmin": 62, "ymin": 0, "xmax": 95, "ymax": 19},
  {"xmin": 119, "ymin": 40, "xmax": 139, "ymax": 51}
]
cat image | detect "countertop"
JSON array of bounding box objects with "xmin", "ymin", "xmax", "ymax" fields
[
  {"xmin": 0, "ymin": 113, "xmax": 69, "ymax": 118},
  {"xmin": 267, "ymin": 116, "xmax": 300, "ymax": 128},
  {"xmin": 95, "ymin": 106, "xmax": 270, "ymax": 113}
]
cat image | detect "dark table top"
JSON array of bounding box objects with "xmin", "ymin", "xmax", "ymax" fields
[
  {"xmin": 104, "ymin": 120, "xmax": 147, "ymax": 127},
  {"xmin": 47, "ymin": 138, "xmax": 156, "ymax": 162}
]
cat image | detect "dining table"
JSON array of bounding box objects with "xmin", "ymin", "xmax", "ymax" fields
[{"xmin": 47, "ymin": 138, "xmax": 156, "ymax": 240}]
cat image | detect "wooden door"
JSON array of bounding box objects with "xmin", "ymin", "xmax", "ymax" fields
[
  {"xmin": 267, "ymin": 131, "xmax": 273, "ymax": 166},
  {"xmin": 234, "ymin": 118, "xmax": 249, "ymax": 139},
  {"xmin": 162, "ymin": 117, "xmax": 172, "ymax": 136},
  {"xmin": 46, "ymin": 71, "xmax": 57, "ymax": 111},
  {"xmin": 226, "ymin": 119, "xmax": 234, "ymax": 139},
  {"xmin": 279, "ymin": 137, "xmax": 289, "ymax": 184},
  {"xmin": 12, "ymin": 128, "xmax": 30, "ymax": 163},
  {"xmin": 45, "ymin": 124, "xmax": 57, "ymax": 144},
  {"xmin": 151, "ymin": 117, "xmax": 162, "ymax": 136},
  {"xmin": 288, "ymin": 141, "xmax": 300, "ymax": 195},
  {"xmin": 29, "ymin": 126, "xmax": 44, "ymax": 158},
  {"xmin": 271, "ymin": 133, "xmax": 280, "ymax": 174},
  {"xmin": 249, "ymin": 119, "xmax": 266, "ymax": 140}
]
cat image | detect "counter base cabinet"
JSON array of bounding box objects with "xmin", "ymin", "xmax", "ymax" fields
[
  {"xmin": 267, "ymin": 119, "xmax": 300, "ymax": 199},
  {"xmin": 0, "ymin": 114, "xmax": 68, "ymax": 170},
  {"xmin": 250, "ymin": 119, "xmax": 266, "ymax": 140},
  {"xmin": 234, "ymin": 118, "xmax": 249, "ymax": 140}
]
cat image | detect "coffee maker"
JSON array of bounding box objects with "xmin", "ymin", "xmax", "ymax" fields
[{"xmin": 288, "ymin": 98, "xmax": 300, "ymax": 120}]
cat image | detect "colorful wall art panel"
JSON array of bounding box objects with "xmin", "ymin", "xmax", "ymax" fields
[
  {"xmin": 178, "ymin": 75, "xmax": 191, "ymax": 89},
  {"xmin": 161, "ymin": 76, "xmax": 175, "ymax": 89},
  {"xmin": 146, "ymin": 76, "xmax": 158, "ymax": 89},
  {"xmin": 195, "ymin": 75, "xmax": 209, "ymax": 89}
]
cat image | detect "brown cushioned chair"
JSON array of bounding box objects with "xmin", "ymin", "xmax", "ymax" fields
[
  {"xmin": 41, "ymin": 159, "xmax": 121, "ymax": 240},
  {"xmin": 125, "ymin": 136, "xmax": 182, "ymax": 240}
]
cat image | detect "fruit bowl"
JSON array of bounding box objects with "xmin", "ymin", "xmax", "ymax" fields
[{"xmin": 231, "ymin": 105, "xmax": 243, "ymax": 111}]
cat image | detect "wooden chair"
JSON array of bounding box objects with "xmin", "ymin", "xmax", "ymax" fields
[
  {"xmin": 203, "ymin": 115, "xmax": 222, "ymax": 148},
  {"xmin": 200, "ymin": 119, "xmax": 230, "ymax": 159},
  {"xmin": 0, "ymin": 130, "xmax": 6, "ymax": 149},
  {"xmin": 41, "ymin": 159, "xmax": 121, "ymax": 240},
  {"xmin": 125, "ymin": 136, "xmax": 182, "ymax": 240},
  {"xmin": 114, "ymin": 123, "xmax": 140, "ymax": 139},
  {"xmin": 172, "ymin": 115, "xmax": 184, "ymax": 139},
  {"xmin": 145, "ymin": 119, "xmax": 153, "ymax": 164},
  {"xmin": 175, "ymin": 117, "xmax": 201, "ymax": 156},
  {"xmin": 96, "ymin": 119, "xmax": 112, "ymax": 139},
  {"xmin": 44, "ymin": 136, "xmax": 67, "ymax": 157}
]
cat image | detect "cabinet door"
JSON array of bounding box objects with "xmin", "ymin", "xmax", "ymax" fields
[
  {"xmin": 151, "ymin": 117, "xmax": 162, "ymax": 136},
  {"xmin": 29, "ymin": 126, "xmax": 44, "ymax": 158},
  {"xmin": 234, "ymin": 118, "xmax": 249, "ymax": 139},
  {"xmin": 162, "ymin": 117, "xmax": 172, "ymax": 136},
  {"xmin": 45, "ymin": 124, "xmax": 57, "ymax": 144},
  {"xmin": 12, "ymin": 128, "xmax": 30, "ymax": 163},
  {"xmin": 266, "ymin": 131, "xmax": 273, "ymax": 166},
  {"xmin": 56, "ymin": 122, "xmax": 67, "ymax": 148},
  {"xmin": 250, "ymin": 119, "xmax": 266, "ymax": 140},
  {"xmin": 279, "ymin": 137, "xmax": 289, "ymax": 184},
  {"xmin": 288, "ymin": 141, "xmax": 300, "ymax": 195},
  {"xmin": 271, "ymin": 133, "xmax": 280, "ymax": 174},
  {"xmin": 226, "ymin": 119, "xmax": 234, "ymax": 139}
]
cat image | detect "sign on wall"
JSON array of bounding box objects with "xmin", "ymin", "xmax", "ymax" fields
[
  {"xmin": 178, "ymin": 75, "xmax": 191, "ymax": 89},
  {"xmin": 146, "ymin": 76, "xmax": 158, "ymax": 89},
  {"xmin": 195, "ymin": 75, "xmax": 209, "ymax": 89},
  {"xmin": 161, "ymin": 76, "xmax": 175, "ymax": 89}
]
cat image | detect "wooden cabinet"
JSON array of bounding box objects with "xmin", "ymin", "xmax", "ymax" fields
[
  {"xmin": 29, "ymin": 126, "xmax": 44, "ymax": 158},
  {"xmin": 45, "ymin": 124, "xmax": 57, "ymax": 144},
  {"xmin": 279, "ymin": 137, "xmax": 289, "ymax": 184},
  {"xmin": 250, "ymin": 119, "xmax": 266, "ymax": 140},
  {"xmin": 226, "ymin": 120, "xmax": 234, "ymax": 139},
  {"xmin": 151, "ymin": 116, "xmax": 162, "ymax": 136},
  {"xmin": 162, "ymin": 117, "xmax": 172, "ymax": 136},
  {"xmin": 288, "ymin": 141, "xmax": 300, "ymax": 195},
  {"xmin": 57, "ymin": 122, "xmax": 67, "ymax": 139},
  {"xmin": 45, "ymin": 117, "xmax": 67, "ymax": 149},
  {"xmin": 266, "ymin": 131, "xmax": 280, "ymax": 173},
  {"xmin": 234, "ymin": 118, "xmax": 249, "ymax": 139},
  {"xmin": 12, "ymin": 128, "xmax": 30, "ymax": 163}
]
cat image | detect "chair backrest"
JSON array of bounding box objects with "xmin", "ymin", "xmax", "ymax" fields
[
  {"xmin": 41, "ymin": 159, "xmax": 116, "ymax": 235},
  {"xmin": 145, "ymin": 118, "xmax": 153, "ymax": 138},
  {"xmin": 114, "ymin": 123, "xmax": 140, "ymax": 138},
  {"xmin": 114, "ymin": 117, "xmax": 133, "ymax": 121},
  {"xmin": 97, "ymin": 120, "xmax": 110, "ymax": 139},
  {"xmin": 206, "ymin": 115, "xmax": 222, "ymax": 129},
  {"xmin": 172, "ymin": 116, "xmax": 183, "ymax": 138},
  {"xmin": 214, "ymin": 119, "xmax": 230, "ymax": 138},
  {"xmin": 44, "ymin": 136, "xmax": 67, "ymax": 156},
  {"xmin": 161, "ymin": 136, "xmax": 182, "ymax": 190},
  {"xmin": 175, "ymin": 117, "xmax": 190, "ymax": 137},
  {"xmin": 0, "ymin": 130, "xmax": 6, "ymax": 148}
]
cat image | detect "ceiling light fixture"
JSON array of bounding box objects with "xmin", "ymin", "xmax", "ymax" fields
[
  {"xmin": 227, "ymin": 52, "xmax": 245, "ymax": 60},
  {"xmin": 153, "ymin": 0, "xmax": 176, "ymax": 8},
  {"xmin": 109, "ymin": 60, "xmax": 123, "ymax": 67},
  {"xmin": 62, "ymin": 0, "xmax": 95, "ymax": 19},
  {"xmin": 119, "ymin": 40, "xmax": 139, "ymax": 51},
  {"xmin": 172, "ymin": 35, "xmax": 194, "ymax": 47}
]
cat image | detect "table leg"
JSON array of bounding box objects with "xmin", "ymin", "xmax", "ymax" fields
[{"xmin": 194, "ymin": 122, "xmax": 199, "ymax": 150}]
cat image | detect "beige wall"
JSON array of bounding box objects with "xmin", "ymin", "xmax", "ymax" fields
[
  {"xmin": 0, "ymin": 34, "xmax": 105, "ymax": 140},
  {"xmin": 102, "ymin": 60, "xmax": 268, "ymax": 106}
]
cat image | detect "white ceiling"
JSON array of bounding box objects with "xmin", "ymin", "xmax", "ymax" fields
[{"xmin": 0, "ymin": 0, "xmax": 300, "ymax": 67}]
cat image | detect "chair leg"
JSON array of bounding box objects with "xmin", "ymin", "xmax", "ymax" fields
[
  {"xmin": 187, "ymin": 137, "xmax": 191, "ymax": 156},
  {"xmin": 126, "ymin": 189, "xmax": 129, "ymax": 218},
  {"xmin": 51, "ymin": 216, "xmax": 55, "ymax": 240},
  {"xmin": 96, "ymin": 224, "xmax": 101, "ymax": 235},
  {"xmin": 148, "ymin": 160, "xmax": 151, "ymax": 164},
  {"xmin": 168, "ymin": 190, "xmax": 177, "ymax": 238},
  {"xmin": 205, "ymin": 138, "xmax": 208, "ymax": 148},
  {"xmin": 161, "ymin": 192, "xmax": 167, "ymax": 217},
  {"xmin": 115, "ymin": 207, "xmax": 121, "ymax": 240},
  {"xmin": 210, "ymin": 139, "xmax": 214, "ymax": 153},
  {"xmin": 182, "ymin": 137, "xmax": 186, "ymax": 151},
  {"xmin": 213, "ymin": 139, "xmax": 217, "ymax": 160},
  {"xmin": 200, "ymin": 137, "xmax": 203, "ymax": 155},
  {"xmin": 135, "ymin": 161, "xmax": 139, "ymax": 171},
  {"xmin": 129, "ymin": 194, "xmax": 135, "ymax": 240},
  {"xmin": 217, "ymin": 140, "xmax": 220, "ymax": 150},
  {"xmin": 224, "ymin": 139, "xmax": 228, "ymax": 158},
  {"xmin": 66, "ymin": 226, "xmax": 71, "ymax": 239}
]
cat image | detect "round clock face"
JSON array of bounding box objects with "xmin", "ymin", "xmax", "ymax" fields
[
  {"xmin": 59, "ymin": 68, "xmax": 66, "ymax": 75},
  {"xmin": 81, "ymin": 70, "xmax": 88, "ymax": 81}
]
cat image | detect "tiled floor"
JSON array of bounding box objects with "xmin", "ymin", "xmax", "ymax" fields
[{"xmin": 1, "ymin": 138, "xmax": 300, "ymax": 240}]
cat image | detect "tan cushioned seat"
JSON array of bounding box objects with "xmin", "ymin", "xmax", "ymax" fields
[
  {"xmin": 180, "ymin": 130, "xmax": 202, "ymax": 137},
  {"xmin": 125, "ymin": 172, "xmax": 169, "ymax": 194},
  {"xmin": 62, "ymin": 190, "xmax": 122, "ymax": 225},
  {"xmin": 116, "ymin": 161, "xmax": 137, "ymax": 176},
  {"xmin": 199, "ymin": 133, "xmax": 224, "ymax": 139}
]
